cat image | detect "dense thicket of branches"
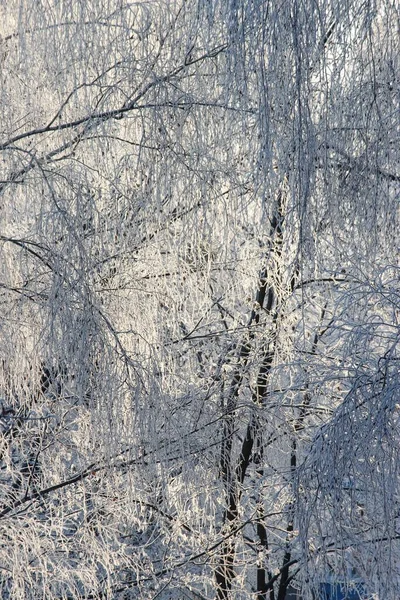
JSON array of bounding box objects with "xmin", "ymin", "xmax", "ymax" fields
[{"xmin": 0, "ymin": 1, "xmax": 399, "ymax": 598}]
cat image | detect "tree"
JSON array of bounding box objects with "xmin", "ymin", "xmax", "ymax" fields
[{"xmin": 0, "ymin": 1, "xmax": 399, "ymax": 598}]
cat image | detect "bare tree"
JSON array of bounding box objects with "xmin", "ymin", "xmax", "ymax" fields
[{"xmin": 0, "ymin": 1, "xmax": 398, "ymax": 598}]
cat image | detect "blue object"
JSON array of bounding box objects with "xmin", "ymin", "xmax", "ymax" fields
[{"xmin": 320, "ymin": 580, "xmax": 367, "ymax": 600}]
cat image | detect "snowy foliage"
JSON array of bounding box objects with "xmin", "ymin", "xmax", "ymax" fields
[{"xmin": 0, "ymin": 1, "xmax": 399, "ymax": 598}]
